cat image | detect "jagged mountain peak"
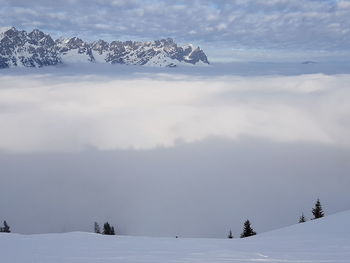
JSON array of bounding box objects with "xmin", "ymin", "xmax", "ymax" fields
[
  {"xmin": 1, "ymin": 27, "xmax": 24, "ymax": 40},
  {"xmin": 0, "ymin": 26, "xmax": 13, "ymax": 34},
  {"xmin": 2, "ymin": 26, "xmax": 18, "ymax": 35},
  {"xmin": 28, "ymin": 29, "xmax": 55, "ymax": 46},
  {"xmin": 29, "ymin": 28, "xmax": 44, "ymax": 36},
  {"xmin": 0, "ymin": 27, "xmax": 210, "ymax": 69}
]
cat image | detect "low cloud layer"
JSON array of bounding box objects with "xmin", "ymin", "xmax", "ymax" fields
[
  {"xmin": 0, "ymin": 70, "xmax": 349, "ymax": 152},
  {"xmin": 0, "ymin": 67, "xmax": 349, "ymax": 236}
]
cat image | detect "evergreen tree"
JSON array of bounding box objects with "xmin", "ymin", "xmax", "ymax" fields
[
  {"xmin": 299, "ymin": 213, "xmax": 306, "ymax": 223},
  {"xmin": 1, "ymin": 221, "xmax": 10, "ymax": 233},
  {"xmin": 227, "ymin": 229, "xmax": 233, "ymax": 239},
  {"xmin": 240, "ymin": 220, "xmax": 256, "ymax": 238},
  {"xmin": 94, "ymin": 222, "xmax": 100, "ymax": 234},
  {"xmin": 312, "ymin": 198, "xmax": 324, "ymax": 219},
  {"xmin": 102, "ymin": 222, "xmax": 116, "ymax": 235},
  {"xmin": 103, "ymin": 222, "xmax": 111, "ymax": 235}
]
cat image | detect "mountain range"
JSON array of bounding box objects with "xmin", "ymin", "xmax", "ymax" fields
[{"xmin": 0, "ymin": 27, "xmax": 209, "ymax": 69}]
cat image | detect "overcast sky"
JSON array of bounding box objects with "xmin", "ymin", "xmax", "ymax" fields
[{"xmin": 1, "ymin": 0, "xmax": 350, "ymax": 61}]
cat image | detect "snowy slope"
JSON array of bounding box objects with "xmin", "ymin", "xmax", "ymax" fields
[{"xmin": 1, "ymin": 211, "xmax": 350, "ymax": 262}]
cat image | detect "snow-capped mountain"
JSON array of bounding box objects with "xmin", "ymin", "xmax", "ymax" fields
[
  {"xmin": 0, "ymin": 28, "xmax": 60, "ymax": 68},
  {"xmin": 0, "ymin": 27, "xmax": 209, "ymax": 68}
]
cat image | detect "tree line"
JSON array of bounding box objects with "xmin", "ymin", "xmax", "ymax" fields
[
  {"xmin": 298, "ymin": 198, "xmax": 324, "ymax": 223},
  {"xmin": 0, "ymin": 198, "xmax": 326, "ymax": 238},
  {"xmin": 228, "ymin": 198, "xmax": 325, "ymax": 239}
]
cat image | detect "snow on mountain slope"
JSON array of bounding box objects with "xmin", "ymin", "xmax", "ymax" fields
[
  {"xmin": 0, "ymin": 27, "xmax": 209, "ymax": 69},
  {"xmin": 0, "ymin": 27, "xmax": 61, "ymax": 68},
  {"xmin": 1, "ymin": 210, "xmax": 350, "ymax": 262}
]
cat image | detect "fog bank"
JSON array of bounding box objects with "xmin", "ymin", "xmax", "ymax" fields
[
  {"xmin": 1, "ymin": 138, "xmax": 349, "ymax": 237},
  {"xmin": 0, "ymin": 68, "xmax": 349, "ymax": 237},
  {"xmin": 0, "ymin": 71, "xmax": 349, "ymax": 152}
]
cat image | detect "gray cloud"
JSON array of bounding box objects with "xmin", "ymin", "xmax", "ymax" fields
[
  {"xmin": 1, "ymin": 0, "xmax": 350, "ymax": 60},
  {"xmin": 0, "ymin": 138, "xmax": 349, "ymax": 237}
]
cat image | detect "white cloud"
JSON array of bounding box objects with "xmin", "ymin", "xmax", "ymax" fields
[
  {"xmin": 0, "ymin": 69, "xmax": 349, "ymax": 153},
  {"xmin": 338, "ymin": 0, "xmax": 350, "ymax": 9}
]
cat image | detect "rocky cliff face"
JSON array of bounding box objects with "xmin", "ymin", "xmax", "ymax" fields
[
  {"xmin": 0, "ymin": 28, "xmax": 60, "ymax": 68},
  {"xmin": 0, "ymin": 27, "xmax": 209, "ymax": 69}
]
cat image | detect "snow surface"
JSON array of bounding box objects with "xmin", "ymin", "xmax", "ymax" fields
[{"xmin": 1, "ymin": 210, "xmax": 350, "ymax": 262}]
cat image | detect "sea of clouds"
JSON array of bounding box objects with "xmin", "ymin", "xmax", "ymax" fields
[
  {"xmin": 0, "ymin": 65, "xmax": 349, "ymax": 237},
  {"xmin": 0, "ymin": 68, "xmax": 349, "ymax": 152}
]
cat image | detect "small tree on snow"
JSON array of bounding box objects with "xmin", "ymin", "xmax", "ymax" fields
[
  {"xmin": 94, "ymin": 222, "xmax": 100, "ymax": 234},
  {"xmin": 103, "ymin": 222, "xmax": 111, "ymax": 235},
  {"xmin": 227, "ymin": 229, "xmax": 233, "ymax": 239},
  {"xmin": 102, "ymin": 222, "xmax": 115, "ymax": 235},
  {"xmin": 0, "ymin": 221, "xmax": 10, "ymax": 233},
  {"xmin": 312, "ymin": 198, "xmax": 324, "ymax": 219},
  {"xmin": 240, "ymin": 220, "xmax": 256, "ymax": 238},
  {"xmin": 298, "ymin": 213, "xmax": 306, "ymax": 223}
]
